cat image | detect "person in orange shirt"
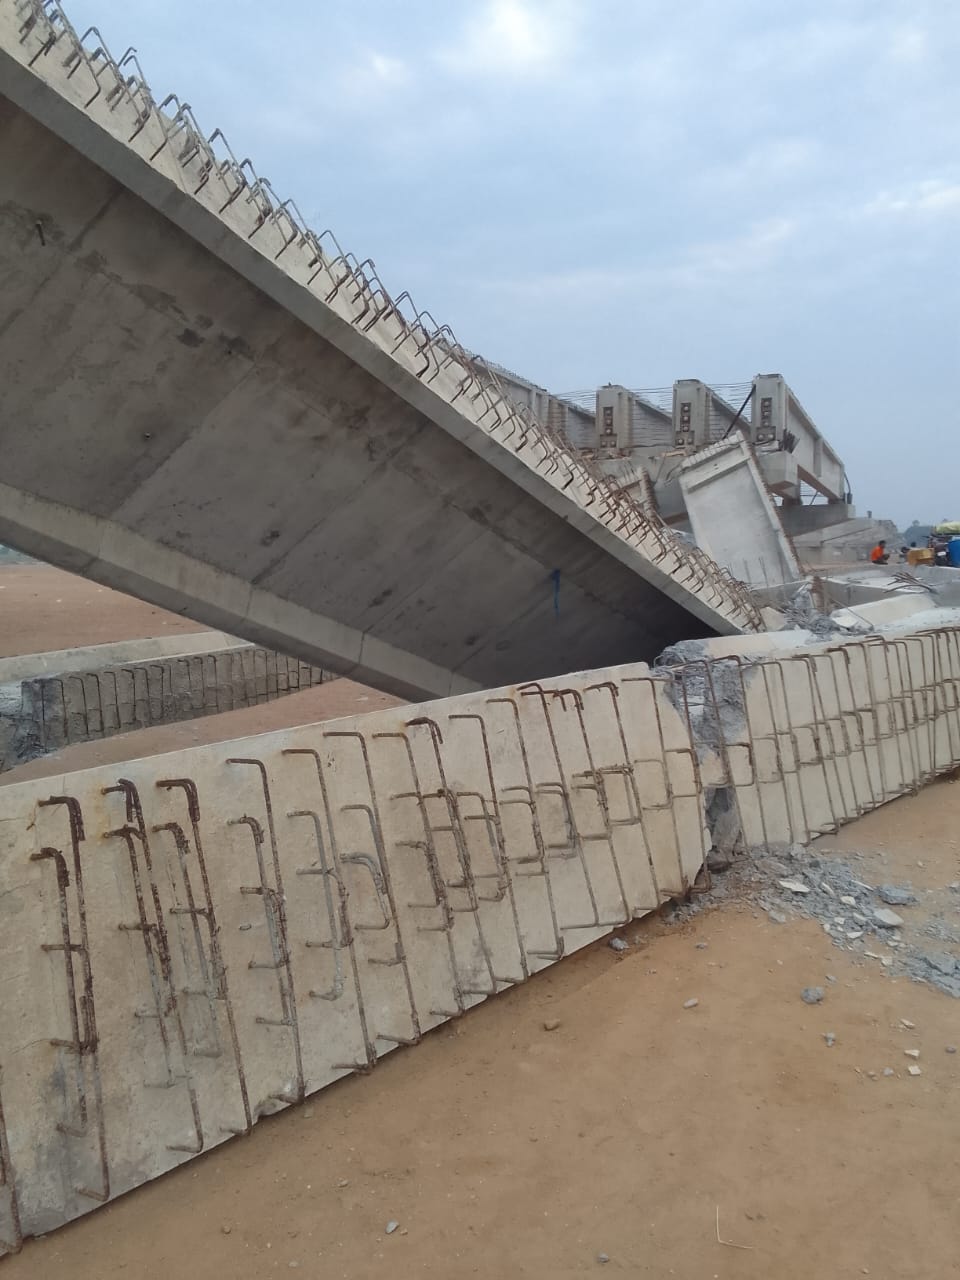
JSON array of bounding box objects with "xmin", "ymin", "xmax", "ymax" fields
[{"xmin": 870, "ymin": 540, "xmax": 889, "ymax": 565}]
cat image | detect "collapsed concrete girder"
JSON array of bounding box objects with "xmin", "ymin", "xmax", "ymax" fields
[
  {"xmin": 0, "ymin": 3, "xmax": 759, "ymax": 703},
  {"xmin": 2, "ymin": 620, "xmax": 960, "ymax": 1252},
  {"xmin": 0, "ymin": 635, "xmax": 326, "ymax": 771}
]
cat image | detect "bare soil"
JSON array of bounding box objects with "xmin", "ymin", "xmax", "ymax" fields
[
  {"xmin": 0, "ymin": 565, "xmax": 210, "ymax": 656},
  {"xmin": 0, "ymin": 564, "xmax": 403, "ymax": 783},
  {"xmin": 4, "ymin": 566, "xmax": 959, "ymax": 1278}
]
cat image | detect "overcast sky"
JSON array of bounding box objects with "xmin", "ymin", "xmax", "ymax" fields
[{"xmin": 67, "ymin": 0, "xmax": 960, "ymax": 526}]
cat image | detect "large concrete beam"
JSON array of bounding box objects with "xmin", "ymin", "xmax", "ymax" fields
[
  {"xmin": 752, "ymin": 373, "xmax": 846, "ymax": 502},
  {"xmin": 2, "ymin": 622, "xmax": 958, "ymax": 1253},
  {"xmin": 0, "ymin": 5, "xmax": 759, "ymax": 703},
  {"xmin": 0, "ymin": 640, "xmax": 326, "ymax": 771}
]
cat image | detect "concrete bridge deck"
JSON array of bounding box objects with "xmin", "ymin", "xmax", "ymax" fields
[{"xmin": 0, "ymin": 2, "xmax": 758, "ymax": 700}]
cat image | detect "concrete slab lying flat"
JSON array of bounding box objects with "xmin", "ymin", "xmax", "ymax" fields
[{"xmin": 0, "ymin": 4, "xmax": 759, "ymax": 702}]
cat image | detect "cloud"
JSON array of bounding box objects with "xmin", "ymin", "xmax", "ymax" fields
[
  {"xmin": 471, "ymin": 215, "xmax": 801, "ymax": 304},
  {"xmin": 438, "ymin": 0, "xmax": 580, "ymax": 77},
  {"xmin": 887, "ymin": 23, "xmax": 929, "ymax": 64},
  {"xmin": 863, "ymin": 179, "xmax": 960, "ymax": 218}
]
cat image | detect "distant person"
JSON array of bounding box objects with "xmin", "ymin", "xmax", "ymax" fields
[
  {"xmin": 900, "ymin": 545, "xmax": 909, "ymax": 562},
  {"xmin": 870, "ymin": 540, "xmax": 889, "ymax": 565}
]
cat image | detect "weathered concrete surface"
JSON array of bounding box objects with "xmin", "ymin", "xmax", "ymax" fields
[
  {"xmin": 818, "ymin": 566, "xmax": 960, "ymax": 611},
  {"xmin": 0, "ymin": 631, "xmax": 240, "ymax": 685},
  {"xmin": 779, "ymin": 500, "xmax": 854, "ymax": 537},
  {"xmin": 830, "ymin": 596, "xmax": 930, "ymax": 631},
  {"xmin": 2, "ymin": 620, "xmax": 960, "ymax": 1253},
  {"xmin": 679, "ymin": 433, "xmax": 802, "ymax": 588},
  {"xmin": 0, "ymin": 4, "xmax": 759, "ymax": 704},
  {"xmin": 795, "ymin": 516, "xmax": 901, "ymax": 566},
  {"xmin": 0, "ymin": 659, "xmax": 707, "ymax": 1249},
  {"xmin": 0, "ymin": 640, "xmax": 325, "ymax": 770}
]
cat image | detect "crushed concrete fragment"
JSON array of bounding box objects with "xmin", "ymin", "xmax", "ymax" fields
[
  {"xmin": 874, "ymin": 908, "xmax": 905, "ymax": 928},
  {"xmin": 385, "ymin": 1221, "xmax": 399, "ymax": 1235},
  {"xmin": 904, "ymin": 1049, "xmax": 920, "ymax": 1059},
  {"xmin": 840, "ymin": 895, "xmax": 857, "ymax": 907},
  {"xmin": 824, "ymin": 1032, "xmax": 836, "ymax": 1047},
  {"xmin": 608, "ymin": 937, "xmax": 628, "ymax": 953},
  {"xmin": 947, "ymin": 1046, "xmax": 957, "ymax": 1054},
  {"xmin": 597, "ymin": 1253, "xmax": 610, "ymax": 1264},
  {"xmin": 683, "ymin": 998, "xmax": 699, "ymax": 1009},
  {"xmin": 707, "ymin": 853, "xmax": 732, "ymax": 873},
  {"xmin": 877, "ymin": 885, "xmax": 917, "ymax": 907},
  {"xmin": 779, "ymin": 879, "xmax": 810, "ymax": 894},
  {"xmin": 908, "ymin": 1065, "xmax": 922, "ymax": 1077},
  {"xmin": 665, "ymin": 843, "xmax": 960, "ymax": 999},
  {"xmin": 882, "ymin": 1068, "xmax": 895, "ymax": 1077},
  {"xmin": 543, "ymin": 1019, "xmax": 561, "ymax": 1032},
  {"xmin": 900, "ymin": 1019, "xmax": 915, "ymax": 1030},
  {"xmin": 801, "ymin": 987, "xmax": 825, "ymax": 1005}
]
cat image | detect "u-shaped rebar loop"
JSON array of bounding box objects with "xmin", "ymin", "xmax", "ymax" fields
[
  {"xmin": 74, "ymin": 31, "xmax": 112, "ymax": 107},
  {"xmin": 323, "ymin": 252, "xmax": 356, "ymax": 302},
  {"xmin": 240, "ymin": 167, "xmax": 276, "ymax": 238},
  {"xmin": 423, "ymin": 325, "xmax": 457, "ymax": 382},
  {"xmin": 122, "ymin": 66, "xmax": 155, "ymax": 140},
  {"xmin": 266, "ymin": 199, "xmax": 303, "ymax": 258},
  {"xmin": 149, "ymin": 92, "xmax": 184, "ymax": 160}
]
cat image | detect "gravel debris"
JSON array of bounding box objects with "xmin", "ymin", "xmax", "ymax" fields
[
  {"xmin": 801, "ymin": 987, "xmax": 825, "ymax": 1005},
  {"xmin": 385, "ymin": 1221, "xmax": 399, "ymax": 1235},
  {"xmin": 874, "ymin": 908, "xmax": 905, "ymax": 929},
  {"xmin": 824, "ymin": 1032, "xmax": 836, "ymax": 1047},
  {"xmin": 663, "ymin": 840, "xmax": 960, "ymax": 999},
  {"xmin": 877, "ymin": 885, "xmax": 917, "ymax": 907},
  {"xmin": 608, "ymin": 937, "xmax": 628, "ymax": 953},
  {"xmin": 908, "ymin": 1065, "xmax": 923, "ymax": 1077},
  {"xmin": 683, "ymin": 998, "xmax": 699, "ymax": 1010},
  {"xmin": 779, "ymin": 878, "xmax": 810, "ymax": 894},
  {"xmin": 543, "ymin": 1018, "xmax": 561, "ymax": 1032}
]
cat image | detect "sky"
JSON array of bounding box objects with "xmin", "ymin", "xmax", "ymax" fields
[{"xmin": 66, "ymin": 0, "xmax": 960, "ymax": 526}]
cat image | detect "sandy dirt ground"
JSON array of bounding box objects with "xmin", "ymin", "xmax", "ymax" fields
[
  {"xmin": 4, "ymin": 565, "xmax": 959, "ymax": 1277},
  {"xmin": 7, "ymin": 778, "xmax": 960, "ymax": 1280},
  {"xmin": 0, "ymin": 565, "xmax": 210, "ymax": 656},
  {"xmin": 0, "ymin": 564, "xmax": 403, "ymax": 783}
]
